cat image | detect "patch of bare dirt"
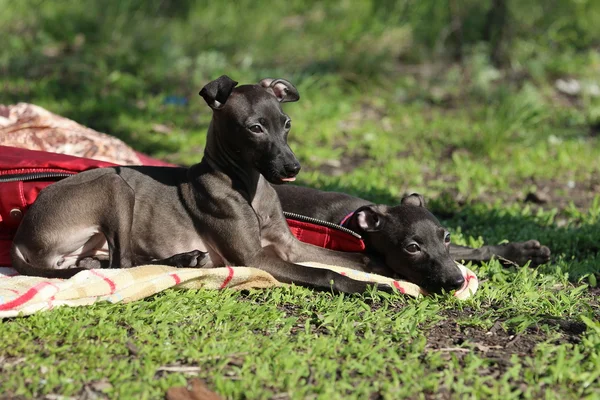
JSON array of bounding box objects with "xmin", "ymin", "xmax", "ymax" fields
[
  {"xmin": 520, "ymin": 176, "xmax": 600, "ymax": 211},
  {"xmin": 427, "ymin": 310, "xmax": 586, "ymax": 355},
  {"xmin": 427, "ymin": 170, "xmax": 600, "ymax": 214},
  {"xmin": 421, "ymin": 309, "xmax": 587, "ymax": 398}
]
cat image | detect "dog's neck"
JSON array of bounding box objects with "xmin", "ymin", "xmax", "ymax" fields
[{"xmin": 202, "ymin": 121, "xmax": 260, "ymax": 201}]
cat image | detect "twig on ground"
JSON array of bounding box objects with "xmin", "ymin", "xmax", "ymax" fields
[{"xmin": 435, "ymin": 347, "xmax": 470, "ymax": 353}]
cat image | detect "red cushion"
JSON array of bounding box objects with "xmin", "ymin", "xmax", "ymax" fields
[{"xmin": 286, "ymin": 219, "xmax": 365, "ymax": 253}]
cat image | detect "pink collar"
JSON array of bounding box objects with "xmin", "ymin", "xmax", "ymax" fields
[{"xmin": 339, "ymin": 211, "xmax": 355, "ymax": 226}]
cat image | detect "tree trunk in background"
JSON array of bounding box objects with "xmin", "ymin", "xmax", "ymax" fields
[
  {"xmin": 448, "ymin": 0, "xmax": 464, "ymax": 62},
  {"xmin": 484, "ymin": 0, "xmax": 509, "ymax": 66}
]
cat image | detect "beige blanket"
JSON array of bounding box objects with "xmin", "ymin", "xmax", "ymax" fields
[{"xmin": 0, "ymin": 263, "xmax": 478, "ymax": 318}]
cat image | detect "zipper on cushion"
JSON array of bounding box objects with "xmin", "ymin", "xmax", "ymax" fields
[
  {"xmin": 0, "ymin": 171, "xmax": 75, "ymax": 183},
  {"xmin": 283, "ymin": 211, "xmax": 362, "ymax": 239}
]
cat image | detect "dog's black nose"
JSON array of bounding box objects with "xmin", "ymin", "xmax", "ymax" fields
[
  {"xmin": 452, "ymin": 275, "xmax": 465, "ymax": 289},
  {"xmin": 285, "ymin": 162, "xmax": 301, "ymax": 177}
]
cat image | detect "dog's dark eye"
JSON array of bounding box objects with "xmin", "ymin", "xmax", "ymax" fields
[
  {"xmin": 405, "ymin": 244, "xmax": 420, "ymax": 254},
  {"xmin": 249, "ymin": 125, "xmax": 263, "ymax": 134},
  {"xmin": 284, "ymin": 120, "xmax": 292, "ymax": 130},
  {"xmin": 444, "ymin": 233, "xmax": 451, "ymax": 244}
]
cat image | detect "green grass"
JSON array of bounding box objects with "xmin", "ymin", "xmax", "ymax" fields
[
  {"xmin": 1, "ymin": 1, "xmax": 600, "ymax": 399},
  {"xmin": 1, "ymin": 272, "xmax": 598, "ymax": 399},
  {"xmin": 2, "ymin": 276, "xmax": 600, "ymax": 399}
]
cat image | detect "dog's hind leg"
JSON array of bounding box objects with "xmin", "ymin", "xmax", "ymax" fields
[{"xmin": 11, "ymin": 169, "xmax": 137, "ymax": 276}]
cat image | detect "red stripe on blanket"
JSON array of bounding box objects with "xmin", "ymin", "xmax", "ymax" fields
[
  {"xmin": 219, "ymin": 266, "xmax": 234, "ymax": 289},
  {"xmin": 48, "ymin": 295, "xmax": 56, "ymax": 310},
  {"xmin": 0, "ymin": 281, "xmax": 55, "ymax": 310},
  {"xmin": 392, "ymin": 281, "xmax": 406, "ymax": 294},
  {"xmin": 170, "ymin": 273, "xmax": 181, "ymax": 285},
  {"xmin": 90, "ymin": 270, "xmax": 116, "ymax": 294}
]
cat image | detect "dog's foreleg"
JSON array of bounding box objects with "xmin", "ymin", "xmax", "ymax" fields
[
  {"xmin": 204, "ymin": 213, "xmax": 391, "ymax": 294},
  {"xmin": 151, "ymin": 250, "xmax": 210, "ymax": 268},
  {"xmin": 450, "ymin": 241, "xmax": 550, "ymax": 267}
]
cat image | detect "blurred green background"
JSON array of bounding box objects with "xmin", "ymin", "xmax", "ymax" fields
[
  {"xmin": 2, "ymin": 2, "xmax": 600, "ymax": 399},
  {"xmin": 1, "ymin": 0, "xmax": 599, "ymax": 205}
]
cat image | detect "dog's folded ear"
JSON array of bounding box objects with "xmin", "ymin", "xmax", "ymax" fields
[
  {"xmin": 401, "ymin": 193, "xmax": 426, "ymax": 207},
  {"xmin": 259, "ymin": 78, "xmax": 300, "ymax": 103},
  {"xmin": 199, "ymin": 75, "xmax": 239, "ymax": 110},
  {"xmin": 354, "ymin": 205, "xmax": 386, "ymax": 232}
]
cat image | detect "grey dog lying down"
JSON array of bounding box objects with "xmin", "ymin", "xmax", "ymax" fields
[{"xmin": 274, "ymin": 184, "xmax": 551, "ymax": 285}]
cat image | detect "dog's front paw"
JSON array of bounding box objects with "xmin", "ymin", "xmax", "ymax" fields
[
  {"xmin": 503, "ymin": 240, "xmax": 551, "ymax": 267},
  {"xmin": 182, "ymin": 250, "xmax": 210, "ymax": 268},
  {"xmin": 157, "ymin": 250, "xmax": 210, "ymax": 268}
]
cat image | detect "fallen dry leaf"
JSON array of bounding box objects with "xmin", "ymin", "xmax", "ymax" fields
[
  {"xmin": 473, "ymin": 343, "xmax": 503, "ymax": 352},
  {"xmin": 435, "ymin": 347, "xmax": 470, "ymax": 353},
  {"xmin": 89, "ymin": 378, "xmax": 113, "ymax": 392},
  {"xmin": 158, "ymin": 365, "xmax": 203, "ymax": 374},
  {"xmin": 166, "ymin": 378, "xmax": 222, "ymax": 400}
]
